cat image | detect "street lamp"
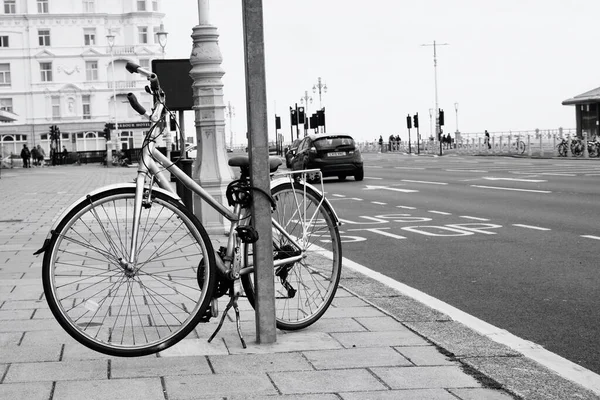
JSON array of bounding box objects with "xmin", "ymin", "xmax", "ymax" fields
[
  {"xmin": 106, "ymin": 30, "xmax": 118, "ymax": 165},
  {"xmin": 428, "ymin": 108, "xmax": 433, "ymax": 139},
  {"xmin": 312, "ymin": 77, "xmax": 327, "ymax": 109},
  {"xmin": 454, "ymin": 102, "xmax": 459, "ymax": 133},
  {"xmin": 421, "ymin": 40, "xmax": 449, "ymax": 141},
  {"xmin": 157, "ymin": 23, "xmax": 168, "ymax": 56}
]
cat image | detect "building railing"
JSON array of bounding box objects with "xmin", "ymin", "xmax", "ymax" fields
[
  {"xmin": 107, "ymin": 80, "xmax": 138, "ymax": 89},
  {"xmin": 107, "ymin": 46, "xmax": 136, "ymax": 55}
]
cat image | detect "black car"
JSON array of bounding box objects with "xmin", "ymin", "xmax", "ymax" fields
[
  {"xmin": 290, "ymin": 133, "xmax": 364, "ymax": 181},
  {"xmin": 284, "ymin": 139, "xmax": 301, "ymax": 168}
]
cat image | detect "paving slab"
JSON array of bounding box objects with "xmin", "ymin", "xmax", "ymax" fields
[
  {"xmin": 0, "ymin": 382, "xmax": 53, "ymax": 400},
  {"xmin": 111, "ymin": 355, "xmax": 212, "ymax": 378},
  {"xmin": 340, "ymin": 389, "xmax": 458, "ymax": 400},
  {"xmin": 53, "ymin": 378, "xmax": 165, "ymax": 400},
  {"xmin": 165, "ymin": 373, "xmax": 278, "ymax": 398},
  {"xmin": 4, "ymin": 359, "xmax": 108, "ymax": 382},
  {"xmin": 370, "ymin": 366, "xmax": 481, "ymax": 390},
  {"xmin": 303, "ymin": 346, "xmax": 412, "ymax": 369},
  {"xmin": 270, "ymin": 369, "xmax": 387, "ymax": 394}
]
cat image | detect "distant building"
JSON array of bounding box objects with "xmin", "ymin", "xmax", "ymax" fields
[
  {"xmin": 562, "ymin": 87, "xmax": 600, "ymax": 139},
  {"xmin": 0, "ymin": 0, "xmax": 165, "ymax": 158}
]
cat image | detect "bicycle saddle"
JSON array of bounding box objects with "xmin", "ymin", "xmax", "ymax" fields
[{"xmin": 228, "ymin": 155, "xmax": 282, "ymax": 173}]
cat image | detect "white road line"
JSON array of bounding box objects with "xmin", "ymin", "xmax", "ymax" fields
[
  {"xmin": 445, "ymin": 169, "xmax": 489, "ymax": 173},
  {"xmin": 540, "ymin": 173, "xmax": 576, "ymax": 177},
  {"xmin": 368, "ymin": 166, "xmax": 383, "ymax": 168},
  {"xmin": 459, "ymin": 216, "xmax": 489, "ymax": 221},
  {"xmin": 483, "ymin": 177, "xmax": 547, "ymax": 183},
  {"xmin": 394, "ymin": 167, "xmax": 426, "ymax": 170},
  {"xmin": 341, "ymin": 257, "xmax": 600, "ymax": 395},
  {"xmin": 402, "ymin": 179, "xmax": 448, "ymax": 185},
  {"xmin": 371, "ymin": 201, "xmax": 387, "ymax": 205},
  {"xmin": 585, "ymin": 174, "xmax": 600, "ymax": 176},
  {"xmin": 470, "ymin": 185, "xmax": 551, "ymax": 193},
  {"xmin": 428, "ymin": 210, "xmax": 452, "ymax": 215},
  {"xmin": 581, "ymin": 235, "xmax": 600, "ymax": 241},
  {"xmin": 396, "ymin": 205, "xmax": 416, "ymax": 210},
  {"xmin": 513, "ymin": 224, "xmax": 551, "ymax": 231},
  {"xmin": 331, "ymin": 194, "xmax": 346, "ymax": 198},
  {"xmin": 365, "ymin": 177, "xmax": 383, "ymax": 180}
]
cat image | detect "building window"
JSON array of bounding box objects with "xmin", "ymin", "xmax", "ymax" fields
[
  {"xmin": 37, "ymin": 0, "xmax": 49, "ymax": 13},
  {"xmin": 138, "ymin": 27, "xmax": 148, "ymax": 44},
  {"xmin": 52, "ymin": 96, "xmax": 60, "ymax": 118},
  {"xmin": 139, "ymin": 59, "xmax": 150, "ymax": 70},
  {"xmin": 83, "ymin": 28, "xmax": 96, "ymax": 46},
  {"xmin": 83, "ymin": 0, "xmax": 94, "ymax": 12},
  {"xmin": 152, "ymin": 0, "xmax": 158, "ymax": 11},
  {"xmin": 0, "ymin": 98, "xmax": 13, "ymax": 112},
  {"xmin": 40, "ymin": 62, "xmax": 52, "ymax": 82},
  {"xmin": 82, "ymin": 95, "xmax": 91, "ymax": 119},
  {"xmin": 137, "ymin": 0, "xmax": 145, "ymax": 11},
  {"xmin": 85, "ymin": 61, "xmax": 98, "ymax": 81},
  {"xmin": 38, "ymin": 29, "xmax": 51, "ymax": 46},
  {"xmin": 0, "ymin": 36, "xmax": 8, "ymax": 47},
  {"xmin": 4, "ymin": 0, "xmax": 16, "ymax": 13},
  {"xmin": 0, "ymin": 64, "xmax": 10, "ymax": 85}
]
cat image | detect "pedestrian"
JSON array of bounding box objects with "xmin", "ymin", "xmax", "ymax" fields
[
  {"xmin": 62, "ymin": 146, "xmax": 68, "ymax": 165},
  {"xmin": 378, "ymin": 135, "xmax": 383, "ymax": 153},
  {"xmin": 388, "ymin": 134, "xmax": 394, "ymax": 151},
  {"xmin": 484, "ymin": 130, "xmax": 491, "ymax": 149},
  {"xmin": 445, "ymin": 133, "xmax": 452, "ymax": 149},
  {"xmin": 20, "ymin": 144, "xmax": 31, "ymax": 168},
  {"xmin": 30, "ymin": 145, "xmax": 39, "ymax": 166},
  {"xmin": 36, "ymin": 145, "xmax": 45, "ymax": 166}
]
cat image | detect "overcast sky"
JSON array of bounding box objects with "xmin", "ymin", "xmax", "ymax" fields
[{"xmin": 163, "ymin": 0, "xmax": 599, "ymax": 145}]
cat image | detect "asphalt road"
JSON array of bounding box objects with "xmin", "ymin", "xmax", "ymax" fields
[{"xmin": 315, "ymin": 153, "xmax": 600, "ymax": 374}]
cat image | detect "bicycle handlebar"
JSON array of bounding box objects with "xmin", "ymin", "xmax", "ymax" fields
[
  {"xmin": 127, "ymin": 93, "xmax": 147, "ymax": 116},
  {"xmin": 125, "ymin": 62, "xmax": 160, "ymax": 92}
]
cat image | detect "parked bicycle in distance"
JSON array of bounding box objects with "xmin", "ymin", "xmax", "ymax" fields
[{"xmin": 35, "ymin": 62, "xmax": 343, "ymax": 357}]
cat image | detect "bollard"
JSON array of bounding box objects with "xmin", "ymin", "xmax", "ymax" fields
[
  {"xmin": 527, "ymin": 134, "xmax": 532, "ymax": 157},
  {"xmin": 553, "ymin": 134, "xmax": 557, "ymax": 156},
  {"xmin": 507, "ymin": 135, "xmax": 512, "ymax": 154},
  {"xmin": 478, "ymin": 137, "xmax": 482, "ymax": 153},
  {"xmin": 499, "ymin": 136, "xmax": 503, "ymax": 153},
  {"xmin": 567, "ymin": 136, "xmax": 572, "ymax": 157},
  {"xmin": 539, "ymin": 129, "xmax": 544, "ymax": 157},
  {"xmin": 583, "ymin": 132, "xmax": 589, "ymax": 158}
]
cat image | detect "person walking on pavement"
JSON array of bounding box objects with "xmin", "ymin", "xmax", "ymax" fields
[
  {"xmin": 20, "ymin": 144, "xmax": 31, "ymax": 168},
  {"xmin": 62, "ymin": 146, "xmax": 68, "ymax": 165},
  {"xmin": 485, "ymin": 130, "xmax": 491, "ymax": 150},
  {"xmin": 30, "ymin": 145, "xmax": 39, "ymax": 167},
  {"xmin": 378, "ymin": 135, "xmax": 383, "ymax": 153},
  {"xmin": 36, "ymin": 145, "xmax": 45, "ymax": 166}
]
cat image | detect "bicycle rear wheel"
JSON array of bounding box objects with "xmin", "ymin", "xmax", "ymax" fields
[
  {"xmin": 241, "ymin": 181, "xmax": 342, "ymax": 330},
  {"xmin": 42, "ymin": 186, "xmax": 216, "ymax": 357}
]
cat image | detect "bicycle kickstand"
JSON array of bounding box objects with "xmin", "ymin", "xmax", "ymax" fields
[{"xmin": 207, "ymin": 283, "xmax": 246, "ymax": 349}]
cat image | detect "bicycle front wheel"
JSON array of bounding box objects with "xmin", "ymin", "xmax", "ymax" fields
[
  {"xmin": 42, "ymin": 187, "xmax": 216, "ymax": 357},
  {"xmin": 241, "ymin": 181, "xmax": 342, "ymax": 330}
]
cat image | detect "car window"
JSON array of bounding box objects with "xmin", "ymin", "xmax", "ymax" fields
[
  {"xmin": 298, "ymin": 138, "xmax": 310, "ymax": 152},
  {"xmin": 314, "ymin": 137, "xmax": 355, "ymax": 150}
]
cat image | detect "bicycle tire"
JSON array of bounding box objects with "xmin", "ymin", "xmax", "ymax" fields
[
  {"xmin": 241, "ymin": 181, "xmax": 342, "ymax": 330},
  {"xmin": 557, "ymin": 144, "xmax": 567, "ymax": 157},
  {"xmin": 42, "ymin": 186, "xmax": 216, "ymax": 357},
  {"xmin": 517, "ymin": 141, "xmax": 526, "ymax": 154}
]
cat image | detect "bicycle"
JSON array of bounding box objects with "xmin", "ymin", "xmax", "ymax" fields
[
  {"xmin": 511, "ymin": 139, "xmax": 526, "ymax": 154},
  {"xmin": 35, "ymin": 62, "xmax": 342, "ymax": 357}
]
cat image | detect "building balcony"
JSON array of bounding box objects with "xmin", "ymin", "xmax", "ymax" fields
[
  {"xmin": 107, "ymin": 46, "xmax": 137, "ymax": 55},
  {"xmin": 107, "ymin": 80, "xmax": 138, "ymax": 90}
]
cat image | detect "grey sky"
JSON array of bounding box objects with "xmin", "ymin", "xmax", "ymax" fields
[{"xmin": 164, "ymin": 1, "xmax": 597, "ymax": 144}]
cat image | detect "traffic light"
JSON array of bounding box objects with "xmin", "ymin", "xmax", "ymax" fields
[
  {"xmin": 413, "ymin": 113, "xmax": 419, "ymax": 129},
  {"xmin": 275, "ymin": 115, "xmax": 281, "ymax": 130},
  {"xmin": 290, "ymin": 108, "xmax": 297, "ymax": 126},
  {"xmin": 103, "ymin": 123, "xmax": 111, "ymax": 141},
  {"xmin": 439, "ymin": 109, "xmax": 445, "ymax": 126},
  {"xmin": 406, "ymin": 114, "xmax": 412, "ymax": 129},
  {"xmin": 169, "ymin": 114, "xmax": 177, "ymax": 131},
  {"xmin": 298, "ymin": 107, "xmax": 305, "ymax": 125},
  {"xmin": 316, "ymin": 108, "xmax": 325, "ymax": 127}
]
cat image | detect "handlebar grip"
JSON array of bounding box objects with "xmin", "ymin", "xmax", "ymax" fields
[
  {"xmin": 126, "ymin": 62, "xmax": 140, "ymax": 74},
  {"xmin": 149, "ymin": 74, "xmax": 160, "ymax": 92},
  {"xmin": 127, "ymin": 93, "xmax": 146, "ymax": 115}
]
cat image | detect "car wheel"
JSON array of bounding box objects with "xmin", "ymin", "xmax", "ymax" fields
[
  {"xmin": 354, "ymin": 168, "xmax": 364, "ymax": 181},
  {"xmin": 338, "ymin": 175, "xmax": 346, "ymax": 181}
]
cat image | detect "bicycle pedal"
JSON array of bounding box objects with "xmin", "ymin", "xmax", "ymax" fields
[{"xmin": 236, "ymin": 226, "xmax": 259, "ymax": 243}]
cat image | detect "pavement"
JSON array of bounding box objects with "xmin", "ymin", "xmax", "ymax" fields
[{"xmin": 0, "ymin": 164, "xmax": 598, "ymax": 400}]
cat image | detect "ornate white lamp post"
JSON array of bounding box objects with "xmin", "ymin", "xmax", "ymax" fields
[
  {"xmin": 312, "ymin": 77, "xmax": 327, "ymax": 109},
  {"xmin": 106, "ymin": 31, "xmax": 118, "ymax": 166}
]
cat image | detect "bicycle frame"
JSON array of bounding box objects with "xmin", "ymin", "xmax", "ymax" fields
[{"xmin": 126, "ymin": 138, "xmax": 318, "ymax": 280}]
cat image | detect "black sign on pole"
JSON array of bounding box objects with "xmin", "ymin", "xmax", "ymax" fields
[{"xmin": 151, "ymin": 59, "xmax": 194, "ymax": 111}]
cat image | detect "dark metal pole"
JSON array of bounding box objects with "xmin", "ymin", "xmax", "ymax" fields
[
  {"xmin": 242, "ymin": 0, "xmax": 277, "ymax": 344},
  {"xmin": 289, "ymin": 106, "xmax": 293, "ymax": 142},
  {"xmin": 408, "ymin": 128, "xmax": 411, "ymax": 154},
  {"xmin": 295, "ymin": 103, "xmax": 300, "ymax": 139}
]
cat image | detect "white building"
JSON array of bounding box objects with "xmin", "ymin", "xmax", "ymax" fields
[{"xmin": 0, "ymin": 0, "xmax": 166, "ymax": 159}]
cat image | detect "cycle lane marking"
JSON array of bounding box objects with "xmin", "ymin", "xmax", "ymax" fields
[
  {"xmin": 513, "ymin": 224, "xmax": 551, "ymax": 231},
  {"xmin": 401, "ymin": 179, "xmax": 448, "ymax": 185}
]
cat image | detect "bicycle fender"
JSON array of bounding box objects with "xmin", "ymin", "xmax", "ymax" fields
[
  {"xmin": 33, "ymin": 183, "xmax": 181, "ymax": 255},
  {"xmin": 270, "ymin": 177, "xmax": 341, "ymax": 226}
]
